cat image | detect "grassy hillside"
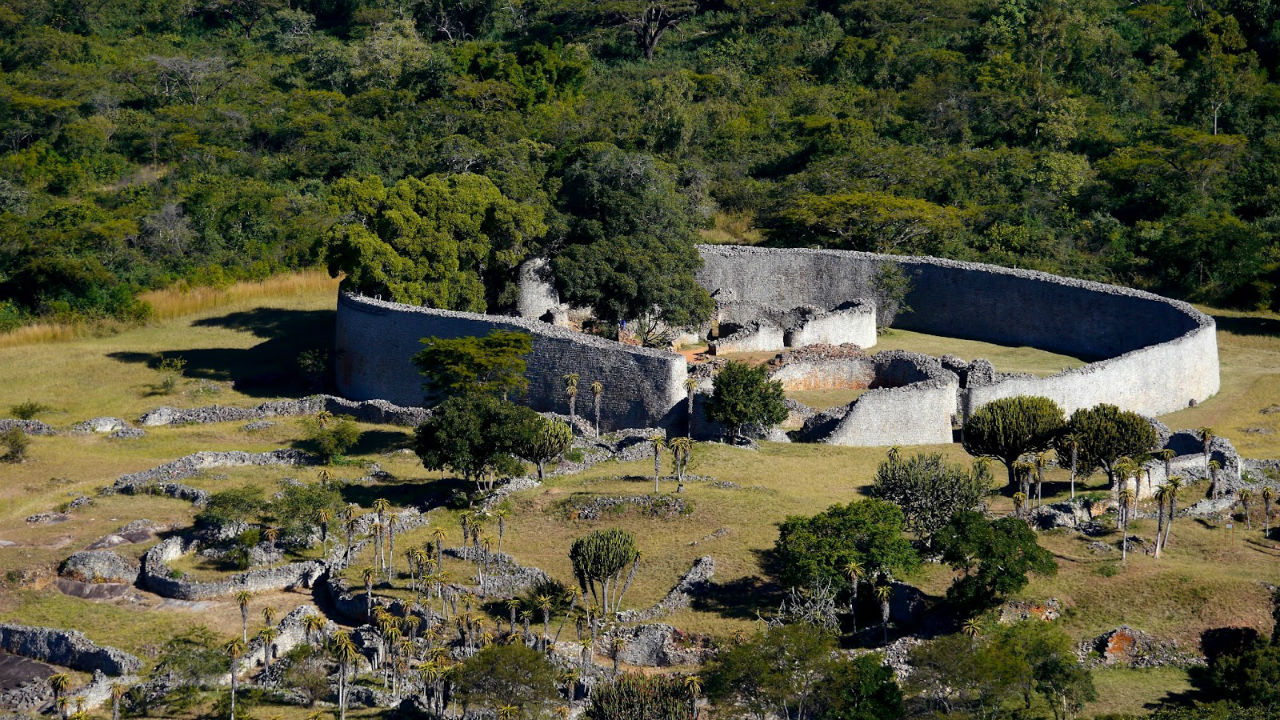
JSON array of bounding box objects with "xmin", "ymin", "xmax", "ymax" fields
[{"xmin": 1, "ymin": 282, "xmax": 1277, "ymax": 716}]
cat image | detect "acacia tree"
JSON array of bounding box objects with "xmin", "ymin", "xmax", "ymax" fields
[{"xmin": 961, "ymin": 396, "xmax": 1065, "ymax": 490}]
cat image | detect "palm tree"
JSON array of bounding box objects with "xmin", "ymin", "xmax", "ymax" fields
[
  {"xmin": 258, "ymin": 626, "xmax": 279, "ymax": 669},
  {"xmin": 303, "ymin": 613, "xmax": 326, "ymax": 646},
  {"xmin": 373, "ymin": 497, "xmax": 391, "ymax": 572},
  {"xmin": 493, "ymin": 508, "xmax": 509, "ymax": 556},
  {"xmin": 684, "ymin": 377, "xmax": 698, "ymax": 437},
  {"xmin": 316, "ymin": 507, "xmax": 332, "ymax": 557},
  {"xmin": 1062, "ymin": 432, "xmax": 1080, "ymax": 500},
  {"xmin": 843, "ymin": 560, "xmax": 863, "ymax": 633},
  {"xmin": 1199, "ymin": 427, "xmax": 1216, "ymax": 469},
  {"xmin": 1119, "ymin": 487, "xmax": 1136, "ymax": 563},
  {"xmin": 343, "ymin": 515, "xmax": 358, "ymax": 565},
  {"xmin": 1012, "ymin": 491, "xmax": 1027, "ymax": 518},
  {"xmin": 498, "ymin": 705, "xmax": 519, "ymax": 720},
  {"xmin": 1209, "ymin": 460, "xmax": 1222, "ymax": 499},
  {"xmin": 431, "ymin": 527, "xmax": 446, "ymax": 568},
  {"xmin": 1013, "ymin": 460, "xmax": 1034, "ymax": 502},
  {"xmin": 1164, "ymin": 476, "xmax": 1183, "ymax": 548},
  {"xmin": 48, "ymin": 673, "xmax": 71, "ymax": 720},
  {"xmin": 874, "ymin": 582, "xmax": 893, "ymax": 644},
  {"xmin": 1156, "ymin": 448, "xmax": 1176, "ymax": 484},
  {"xmin": 505, "ymin": 597, "xmax": 522, "ymax": 635},
  {"xmin": 262, "ymin": 605, "xmax": 277, "ymax": 627},
  {"xmin": 963, "ymin": 618, "xmax": 982, "ymax": 643},
  {"xmin": 669, "ymin": 436, "xmax": 692, "ymax": 491},
  {"xmin": 329, "ymin": 630, "xmax": 359, "ymax": 720},
  {"xmin": 563, "ymin": 373, "xmax": 580, "ymax": 425},
  {"xmin": 591, "ymin": 381, "xmax": 604, "ymax": 437},
  {"xmin": 363, "ymin": 566, "xmax": 377, "ymax": 617},
  {"xmin": 1264, "ymin": 487, "xmax": 1275, "ymax": 538},
  {"xmin": 651, "ymin": 435, "xmax": 666, "ymax": 493},
  {"xmin": 1240, "ymin": 488, "xmax": 1254, "ymax": 530},
  {"xmin": 109, "ymin": 683, "xmax": 128, "ymax": 720},
  {"xmin": 1033, "ymin": 452, "xmax": 1049, "ymax": 508},
  {"xmin": 55, "ymin": 697, "xmax": 69, "ymax": 720},
  {"xmin": 222, "ymin": 637, "xmax": 246, "ymax": 720},
  {"xmin": 318, "ymin": 467, "xmax": 331, "ymax": 486},
  {"xmin": 1153, "ymin": 485, "xmax": 1171, "ymax": 559},
  {"xmin": 234, "ymin": 590, "xmax": 253, "ymax": 644},
  {"xmin": 537, "ymin": 593, "xmax": 553, "ymax": 651}
]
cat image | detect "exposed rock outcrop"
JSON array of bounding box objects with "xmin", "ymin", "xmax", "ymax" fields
[
  {"xmin": 59, "ymin": 551, "xmax": 140, "ymax": 585},
  {"xmin": 0, "ymin": 624, "xmax": 141, "ymax": 676}
]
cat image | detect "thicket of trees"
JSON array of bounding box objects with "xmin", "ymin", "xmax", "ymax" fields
[{"xmin": 4, "ymin": 0, "xmax": 1280, "ymax": 332}]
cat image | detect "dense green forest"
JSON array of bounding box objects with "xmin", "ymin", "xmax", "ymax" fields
[{"xmin": 3, "ymin": 0, "xmax": 1280, "ymax": 331}]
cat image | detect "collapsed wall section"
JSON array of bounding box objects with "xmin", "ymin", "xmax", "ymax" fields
[
  {"xmin": 334, "ymin": 293, "xmax": 687, "ymax": 431},
  {"xmin": 697, "ymin": 246, "xmax": 1219, "ymax": 418}
]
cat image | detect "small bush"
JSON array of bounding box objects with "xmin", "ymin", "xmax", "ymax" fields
[
  {"xmin": 8, "ymin": 401, "xmax": 50, "ymax": 419},
  {"xmin": 156, "ymin": 355, "xmax": 186, "ymax": 394},
  {"xmin": 305, "ymin": 416, "xmax": 361, "ymax": 463},
  {"xmin": 1095, "ymin": 563, "xmax": 1120, "ymax": 577},
  {"xmin": 1, "ymin": 428, "xmax": 28, "ymax": 462}
]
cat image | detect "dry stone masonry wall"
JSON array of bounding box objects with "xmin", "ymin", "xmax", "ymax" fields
[
  {"xmin": 334, "ymin": 245, "xmax": 1219, "ymax": 444},
  {"xmin": 697, "ymin": 245, "xmax": 1219, "ymax": 418},
  {"xmin": 334, "ymin": 292, "xmax": 686, "ymax": 431},
  {"xmin": 0, "ymin": 625, "xmax": 141, "ymax": 676}
]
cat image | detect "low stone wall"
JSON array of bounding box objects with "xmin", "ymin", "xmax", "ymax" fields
[
  {"xmin": 765, "ymin": 345, "xmax": 874, "ymax": 392},
  {"xmin": 0, "ymin": 419, "xmax": 57, "ymax": 436},
  {"xmin": 335, "ymin": 292, "xmax": 686, "ymax": 431},
  {"xmin": 785, "ymin": 303, "xmax": 876, "ymax": 349},
  {"xmin": 105, "ymin": 449, "xmax": 317, "ymax": 506},
  {"xmin": 0, "ymin": 624, "xmax": 141, "ymax": 676},
  {"xmin": 236, "ymin": 604, "xmax": 333, "ymax": 675},
  {"xmin": 139, "ymin": 395, "xmax": 429, "ymax": 428},
  {"xmin": 821, "ymin": 351, "xmax": 958, "ymax": 446},
  {"xmin": 709, "ymin": 322, "xmax": 785, "ymax": 355},
  {"xmin": 617, "ymin": 556, "xmax": 714, "ymax": 623},
  {"xmin": 140, "ymin": 537, "xmax": 325, "ymax": 600}
]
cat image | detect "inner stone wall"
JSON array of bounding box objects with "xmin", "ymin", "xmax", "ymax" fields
[
  {"xmin": 335, "ymin": 293, "xmax": 687, "ymax": 431},
  {"xmin": 697, "ymin": 246, "xmax": 1219, "ymax": 417}
]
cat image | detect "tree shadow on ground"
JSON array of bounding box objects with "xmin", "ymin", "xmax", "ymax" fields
[
  {"xmin": 1212, "ymin": 313, "xmax": 1280, "ymax": 338},
  {"xmin": 291, "ymin": 430, "xmax": 411, "ymax": 458},
  {"xmin": 690, "ymin": 574, "xmax": 782, "ymax": 621},
  {"xmin": 108, "ymin": 308, "xmax": 335, "ymax": 399},
  {"xmin": 339, "ymin": 478, "xmax": 467, "ymax": 510}
]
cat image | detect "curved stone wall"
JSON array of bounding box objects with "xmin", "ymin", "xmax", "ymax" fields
[
  {"xmin": 334, "ymin": 292, "xmax": 687, "ymax": 431},
  {"xmin": 697, "ymin": 246, "xmax": 1219, "ymax": 418},
  {"xmin": 814, "ymin": 351, "xmax": 958, "ymax": 446}
]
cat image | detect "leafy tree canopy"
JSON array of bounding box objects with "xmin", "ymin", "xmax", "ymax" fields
[
  {"xmin": 1063, "ymin": 403, "xmax": 1160, "ymax": 484},
  {"xmin": 773, "ymin": 498, "xmax": 920, "ymax": 589},
  {"xmin": 934, "ymin": 510, "xmax": 1057, "ymax": 614},
  {"xmin": 452, "ymin": 642, "xmax": 560, "ymax": 718},
  {"xmin": 961, "ymin": 396, "xmax": 1066, "ymax": 488},
  {"xmin": 326, "ymin": 173, "xmax": 546, "ymax": 312},
  {"xmin": 413, "ymin": 329, "xmax": 532, "ymax": 403},
  {"xmin": 551, "ymin": 146, "xmax": 712, "ymax": 330},
  {"xmin": 705, "ymin": 360, "xmax": 788, "ymax": 441},
  {"xmin": 868, "ymin": 449, "xmax": 993, "ymax": 547}
]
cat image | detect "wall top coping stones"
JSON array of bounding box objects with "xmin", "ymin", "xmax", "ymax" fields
[
  {"xmin": 696, "ymin": 244, "xmax": 1215, "ymax": 332},
  {"xmin": 339, "ymin": 291, "xmax": 682, "ymax": 361}
]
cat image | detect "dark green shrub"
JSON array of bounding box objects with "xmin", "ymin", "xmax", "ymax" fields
[{"xmin": 1, "ymin": 428, "xmax": 28, "ymax": 463}]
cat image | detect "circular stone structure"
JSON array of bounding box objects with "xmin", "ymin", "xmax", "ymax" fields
[{"xmin": 333, "ymin": 245, "xmax": 1220, "ymax": 445}]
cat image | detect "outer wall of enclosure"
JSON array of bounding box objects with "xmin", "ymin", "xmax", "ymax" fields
[
  {"xmin": 334, "ymin": 292, "xmax": 687, "ymax": 432},
  {"xmin": 695, "ymin": 246, "xmax": 1219, "ymax": 418},
  {"xmin": 334, "ymin": 246, "xmax": 1220, "ymax": 441}
]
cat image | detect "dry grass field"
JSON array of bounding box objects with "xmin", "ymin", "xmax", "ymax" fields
[{"xmin": 0, "ymin": 276, "xmax": 1277, "ymax": 717}]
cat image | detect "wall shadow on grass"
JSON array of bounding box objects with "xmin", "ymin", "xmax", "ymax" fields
[
  {"xmin": 108, "ymin": 308, "xmax": 335, "ymax": 398},
  {"xmin": 1211, "ymin": 313, "xmax": 1280, "ymax": 338}
]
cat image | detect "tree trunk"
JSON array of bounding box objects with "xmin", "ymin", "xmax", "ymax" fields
[{"xmin": 1070, "ymin": 445, "xmax": 1078, "ymax": 500}]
